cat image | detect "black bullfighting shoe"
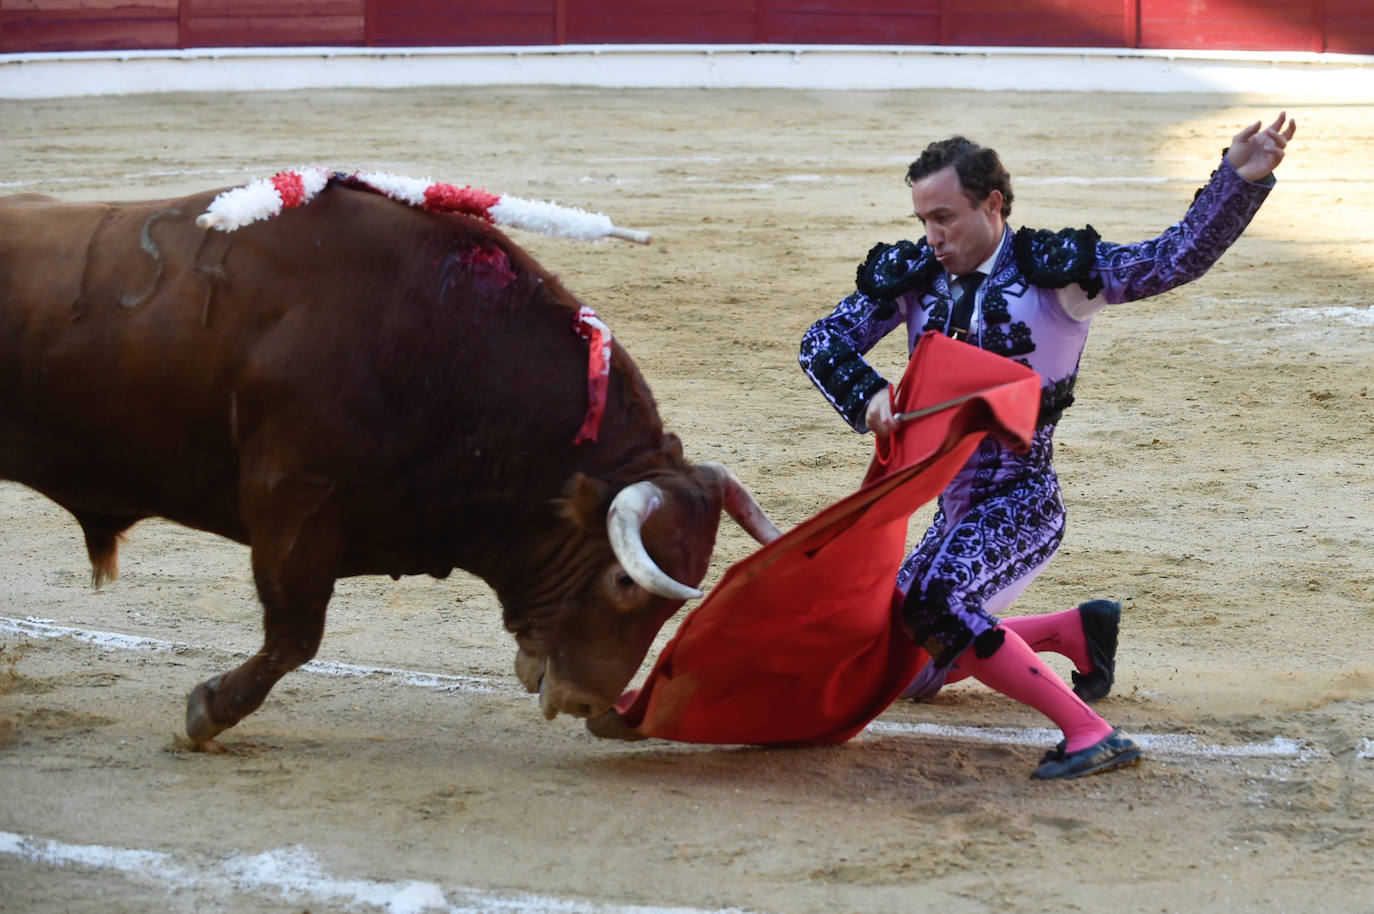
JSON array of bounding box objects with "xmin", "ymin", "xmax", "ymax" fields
[
  {"xmin": 1070, "ymin": 598, "xmax": 1121, "ymax": 702},
  {"xmin": 1031, "ymin": 729, "xmax": 1143, "ymax": 781}
]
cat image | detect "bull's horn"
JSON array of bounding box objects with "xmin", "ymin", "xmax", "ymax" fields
[
  {"xmin": 607, "ymin": 481, "xmax": 704, "ymax": 601},
  {"xmin": 698, "ymin": 461, "xmax": 782, "ymax": 545}
]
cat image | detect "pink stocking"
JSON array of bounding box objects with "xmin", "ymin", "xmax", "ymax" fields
[
  {"xmin": 955, "ymin": 627, "xmax": 1113, "ymax": 752},
  {"xmin": 943, "ymin": 607, "xmax": 1091, "ymax": 685}
]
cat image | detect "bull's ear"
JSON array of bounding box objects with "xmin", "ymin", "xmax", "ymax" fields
[
  {"xmin": 555, "ymin": 473, "xmax": 611, "ymax": 532},
  {"xmin": 661, "ymin": 432, "xmax": 686, "ymax": 462}
]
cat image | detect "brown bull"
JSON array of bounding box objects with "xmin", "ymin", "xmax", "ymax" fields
[{"xmin": 0, "ymin": 181, "xmax": 776, "ymax": 750}]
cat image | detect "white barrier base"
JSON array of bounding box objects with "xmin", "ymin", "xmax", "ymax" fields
[{"xmin": 2, "ymin": 43, "xmax": 1371, "ymax": 100}]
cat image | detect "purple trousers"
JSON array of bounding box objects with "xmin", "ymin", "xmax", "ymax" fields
[{"xmin": 895, "ymin": 426, "xmax": 1065, "ymax": 667}]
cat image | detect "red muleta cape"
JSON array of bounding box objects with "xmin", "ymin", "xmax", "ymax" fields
[{"xmin": 599, "ymin": 331, "xmax": 1042, "ymax": 747}]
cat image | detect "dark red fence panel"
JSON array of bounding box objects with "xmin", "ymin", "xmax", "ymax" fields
[
  {"xmin": 1, "ymin": 0, "xmax": 1369, "ymax": 57},
  {"xmin": 565, "ymin": 0, "xmax": 756, "ymax": 44},
  {"xmin": 1326, "ymin": 0, "xmax": 1374, "ymax": 55},
  {"xmin": 1, "ymin": 0, "xmax": 178, "ymax": 53},
  {"xmin": 940, "ymin": 0, "xmax": 1132, "ymax": 48},
  {"xmin": 1139, "ymin": 0, "xmax": 1323, "ymax": 52},
  {"xmin": 760, "ymin": 1, "xmax": 941, "ymax": 45},
  {"xmin": 182, "ymin": 0, "xmax": 364, "ymax": 47},
  {"xmin": 366, "ymin": 0, "xmax": 557, "ymax": 47}
]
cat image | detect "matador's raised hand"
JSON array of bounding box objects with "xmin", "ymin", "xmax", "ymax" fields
[{"xmin": 1226, "ymin": 112, "xmax": 1297, "ymax": 182}]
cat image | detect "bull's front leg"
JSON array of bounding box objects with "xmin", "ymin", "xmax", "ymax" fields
[{"xmin": 185, "ymin": 473, "xmax": 341, "ymax": 751}]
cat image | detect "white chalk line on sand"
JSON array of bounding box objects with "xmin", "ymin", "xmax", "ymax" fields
[
  {"xmin": 862, "ymin": 721, "xmax": 1317, "ymax": 761},
  {"xmin": 0, "ymin": 831, "xmax": 744, "ymax": 914},
  {"xmin": 3, "ymin": 615, "xmax": 1335, "ymax": 763},
  {"xmin": 1278, "ymin": 304, "xmax": 1374, "ymax": 327},
  {"xmin": 0, "ymin": 615, "xmax": 510, "ymax": 695}
]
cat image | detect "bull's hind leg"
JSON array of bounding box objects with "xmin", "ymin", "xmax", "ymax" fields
[{"xmin": 185, "ymin": 475, "xmax": 341, "ymax": 751}]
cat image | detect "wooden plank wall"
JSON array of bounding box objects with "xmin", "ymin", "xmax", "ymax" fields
[
  {"xmin": 367, "ymin": 0, "xmax": 555, "ymax": 47},
  {"xmin": 1, "ymin": 1, "xmax": 180, "ymax": 52},
  {"xmin": 182, "ymin": 1, "xmax": 364, "ymax": 49},
  {"xmin": 1140, "ymin": 0, "xmax": 1323, "ymax": 52},
  {"xmin": 1, "ymin": 0, "xmax": 1367, "ymax": 56}
]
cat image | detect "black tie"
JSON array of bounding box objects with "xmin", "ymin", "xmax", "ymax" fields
[{"xmin": 948, "ymin": 271, "xmax": 984, "ymax": 341}]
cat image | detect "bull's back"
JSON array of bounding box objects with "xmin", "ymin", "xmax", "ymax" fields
[
  {"xmin": 0, "ymin": 186, "xmax": 635, "ymax": 549},
  {"xmin": 207, "ymin": 189, "xmax": 632, "ymax": 530},
  {"xmin": 0, "ymin": 190, "xmax": 261, "ymax": 531}
]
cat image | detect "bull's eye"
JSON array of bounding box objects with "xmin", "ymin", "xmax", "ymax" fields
[{"xmin": 607, "ymin": 567, "xmax": 641, "ymax": 610}]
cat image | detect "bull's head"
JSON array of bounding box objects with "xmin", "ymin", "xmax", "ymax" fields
[{"xmin": 510, "ymin": 461, "xmax": 778, "ymax": 720}]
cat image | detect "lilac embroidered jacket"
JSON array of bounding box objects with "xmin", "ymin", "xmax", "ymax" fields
[{"xmin": 800, "ymin": 157, "xmax": 1273, "ymax": 517}]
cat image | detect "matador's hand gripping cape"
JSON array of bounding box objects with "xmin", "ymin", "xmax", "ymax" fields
[{"xmin": 595, "ymin": 331, "xmax": 1041, "ymax": 746}]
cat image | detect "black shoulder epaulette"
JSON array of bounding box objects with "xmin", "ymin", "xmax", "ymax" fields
[
  {"xmin": 854, "ymin": 239, "xmax": 941, "ymax": 310},
  {"xmin": 1012, "ymin": 225, "xmax": 1104, "ymax": 298}
]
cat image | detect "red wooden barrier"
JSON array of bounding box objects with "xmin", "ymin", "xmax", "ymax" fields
[
  {"xmin": 0, "ymin": 0, "xmax": 1366, "ymax": 56},
  {"xmin": 182, "ymin": 0, "xmax": 364, "ymax": 48},
  {"xmin": 1140, "ymin": 0, "xmax": 1322, "ymax": 52},
  {"xmin": 366, "ymin": 0, "xmax": 555, "ymax": 48},
  {"xmin": 566, "ymin": 0, "xmax": 756, "ymax": 44},
  {"xmin": 1, "ymin": 1, "xmax": 179, "ymax": 53},
  {"xmin": 1327, "ymin": 0, "xmax": 1374, "ymax": 54}
]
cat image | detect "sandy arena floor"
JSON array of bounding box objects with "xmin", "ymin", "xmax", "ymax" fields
[{"xmin": 1, "ymin": 85, "xmax": 1372, "ymax": 912}]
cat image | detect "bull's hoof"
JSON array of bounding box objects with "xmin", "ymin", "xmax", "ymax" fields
[
  {"xmin": 171, "ymin": 732, "xmax": 227, "ymax": 754},
  {"xmin": 586, "ymin": 709, "xmax": 646, "ymax": 742},
  {"xmin": 185, "ymin": 675, "xmax": 229, "ymax": 751}
]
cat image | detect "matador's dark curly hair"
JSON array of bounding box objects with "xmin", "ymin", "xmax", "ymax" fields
[{"xmin": 905, "ymin": 136, "xmax": 1014, "ymax": 219}]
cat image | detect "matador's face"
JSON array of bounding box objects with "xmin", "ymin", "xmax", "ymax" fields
[{"xmin": 910, "ymin": 164, "xmax": 1005, "ymax": 277}]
